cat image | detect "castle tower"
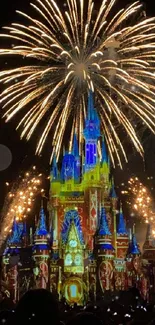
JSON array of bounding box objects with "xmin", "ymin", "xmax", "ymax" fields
[
  {"xmin": 59, "ymin": 210, "xmax": 85, "ymax": 305},
  {"xmin": 49, "ymin": 155, "xmax": 61, "ymax": 250},
  {"xmin": 33, "ymin": 204, "xmax": 50, "ymax": 289},
  {"xmin": 1, "ymin": 91, "xmax": 149, "ymax": 304},
  {"xmin": 97, "ymin": 207, "xmax": 114, "ymax": 293},
  {"xmin": 126, "ymin": 232, "xmax": 141, "ymax": 289},
  {"xmin": 114, "ymin": 205, "xmax": 129, "ymax": 290},
  {"xmin": 2, "ymin": 218, "xmax": 21, "ymax": 302},
  {"xmin": 83, "ymin": 92, "xmax": 101, "ymax": 250},
  {"xmin": 117, "ymin": 205, "xmax": 129, "ymax": 259}
]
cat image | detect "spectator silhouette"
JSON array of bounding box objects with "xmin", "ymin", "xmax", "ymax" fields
[
  {"xmin": 66, "ymin": 312, "xmax": 103, "ymax": 325},
  {"xmin": 9, "ymin": 289, "xmax": 59, "ymax": 325}
]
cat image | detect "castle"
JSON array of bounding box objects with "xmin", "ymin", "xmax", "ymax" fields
[{"xmin": 1, "ymin": 92, "xmax": 151, "ymax": 305}]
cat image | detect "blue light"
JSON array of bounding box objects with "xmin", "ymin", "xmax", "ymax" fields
[{"xmin": 70, "ymin": 284, "xmax": 77, "ymax": 298}]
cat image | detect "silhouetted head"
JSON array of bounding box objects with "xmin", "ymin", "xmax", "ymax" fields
[
  {"xmin": 66, "ymin": 312, "xmax": 103, "ymax": 325},
  {"xmin": 11, "ymin": 289, "xmax": 59, "ymax": 325}
]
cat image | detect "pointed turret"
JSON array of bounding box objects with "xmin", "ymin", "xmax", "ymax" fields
[
  {"xmin": 110, "ymin": 179, "xmax": 117, "ymax": 216},
  {"xmin": 97, "ymin": 207, "xmax": 114, "ymax": 254},
  {"xmin": 101, "ymin": 136, "xmax": 108, "ymax": 164},
  {"xmin": 51, "ymin": 154, "xmax": 59, "ymax": 182},
  {"xmin": 117, "ymin": 205, "xmax": 128, "ymax": 235},
  {"xmin": 8, "ymin": 218, "xmax": 21, "ymax": 245},
  {"xmin": 110, "ymin": 180, "xmax": 117, "ymax": 200},
  {"xmin": 129, "ymin": 234, "xmax": 141, "ymax": 255},
  {"xmin": 99, "ymin": 207, "xmax": 111, "ymax": 236},
  {"xmin": 35, "ymin": 205, "xmax": 48, "ymax": 236},
  {"xmin": 61, "ymin": 153, "xmax": 75, "ymax": 182},
  {"xmin": 116, "ymin": 204, "xmax": 129, "ymax": 259},
  {"xmin": 84, "ymin": 90, "xmax": 100, "ymax": 140}
]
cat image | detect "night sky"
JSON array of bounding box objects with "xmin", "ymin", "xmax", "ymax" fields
[{"xmin": 0, "ymin": 0, "xmax": 155, "ymax": 226}]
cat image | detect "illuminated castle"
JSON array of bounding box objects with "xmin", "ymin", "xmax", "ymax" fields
[{"xmin": 1, "ymin": 92, "xmax": 149, "ymax": 305}]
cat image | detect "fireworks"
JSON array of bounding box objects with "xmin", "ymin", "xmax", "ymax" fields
[
  {"xmin": 127, "ymin": 177, "xmax": 153, "ymax": 222},
  {"xmin": 1, "ymin": 1, "xmax": 155, "ymax": 166},
  {"xmin": 0, "ymin": 166, "xmax": 44, "ymax": 247}
]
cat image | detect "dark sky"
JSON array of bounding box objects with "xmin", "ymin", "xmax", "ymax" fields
[{"xmin": 0, "ymin": 0, "xmax": 155, "ymax": 213}]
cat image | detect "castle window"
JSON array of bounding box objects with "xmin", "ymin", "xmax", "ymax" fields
[
  {"xmin": 65, "ymin": 253, "xmax": 72, "ymax": 266},
  {"xmin": 70, "ymin": 284, "xmax": 77, "ymax": 298}
]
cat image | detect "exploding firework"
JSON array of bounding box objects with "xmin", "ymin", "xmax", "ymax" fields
[
  {"xmin": 1, "ymin": 1, "xmax": 155, "ymax": 166},
  {"xmin": 127, "ymin": 177, "xmax": 155, "ymax": 231},
  {"xmin": 0, "ymin": 166, "xmax": 44, "ymax": 247}
]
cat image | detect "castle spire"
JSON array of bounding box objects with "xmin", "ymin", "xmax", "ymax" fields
[
  {"xmin": 36, "ymin": 203, "xmax": 48, "ymax": 236},
  {"xmin": 72, "ymin": 133, "xmax": 79, "ymax": 157},
  {"xmin": 8, "ymin": 218, "xmax": 21, "ymax": 245},
  {"xmin": 99, "ymin": 207, "xmax": 111, "ymax": 236},
  {"xmin": 110, "ymin": 178, "xmax": 117, "ymax": 199},
  {"xmin": 101, "ymin": 136, "xmax": 108, "ymax": 164},
  {"xmin": 83, "ymin": 91, "xmax": 100, "ymax": 171},
  {"xmin": 130, "ymin": 234, "xmax": 141, "ymax": 255},
  {"xmin": 51, "ymin": 154, "xmax": 59, "ymax": 182},
  {"xmin": 117, "ymin": 204, "xmax": 128, "ymax": 235}
]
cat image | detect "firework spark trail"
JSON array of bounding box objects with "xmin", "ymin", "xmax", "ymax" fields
[
  {"xmin": 0, "ymin": 1, "xmax": 155, "ymax": 165},
  {"xmin": 0, "ymin": 167, "xmax": 44, "ymax": 247},
  {"xmin": 127, "ymin": 177, "xmax": 155, "ymax": 237}
]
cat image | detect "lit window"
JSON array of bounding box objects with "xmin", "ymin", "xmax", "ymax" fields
[{"xmin": 70, "ymin": 284, "xmax": 77, "ymax": 298}]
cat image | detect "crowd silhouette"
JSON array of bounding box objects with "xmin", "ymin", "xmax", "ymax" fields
[{"xmin": 0, "ymin": 288, "xmax": 155, "ymax": 325}]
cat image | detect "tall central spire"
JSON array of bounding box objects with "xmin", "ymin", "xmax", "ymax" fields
[
  {"xmin": 83, "ymin": 91, "xmax": 100, "ymax": 171},
  {"xmin": 88, "ymin": 89, "xmax": 95, "ymax": 120}
]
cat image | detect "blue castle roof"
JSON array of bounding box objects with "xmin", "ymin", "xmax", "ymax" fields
[
  {"xmin": 99, "ymin": 207, "xmax": 111, "ymax": 236},
  {"xmin": 35, "ymin": 206, "xmax": 48, "ymax": 236},
  {"xmin": 117, "ymin": 206, "xmax": 128, "ymax": 235},
  {"xmin": 129, "ymin": 234, "xmax": 141, "ymax": 255}
]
